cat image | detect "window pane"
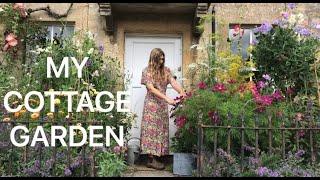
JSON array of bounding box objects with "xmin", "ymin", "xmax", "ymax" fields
[
  {"xmin": 241, "ymin": 29, "xmax": 251, "ymax": 60},
  {"xmin": 229, "ymin": 26, "xmax": 258, "ymax": 60}
]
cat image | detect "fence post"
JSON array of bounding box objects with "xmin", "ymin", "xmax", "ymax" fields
[
  {"xmin": 268, "ymin": 114, "xmax": 272, "ymax": 155},
  {"xmin": 226, "ymin": 112, "xmax": 232, "ymax": 177},
  {"xmin": 307, "ymin": 100, "xmax": 315, "ymax": 164},
  {"xmin": 197, "ymin": 113, "xmax": 203, "ymax": 177},
  {"xmin": 240, "ymin": 113, "xmax": 245, "ymax": 173},
  {"xmin": 281, "ymin": 115, "xmax": 286, "ymax": 160},
  {"xmin": 254, "ymin": 115, "xmax": 259, "ymax": 164}
]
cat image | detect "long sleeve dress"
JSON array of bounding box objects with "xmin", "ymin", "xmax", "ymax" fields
[{"xmin": 140, "ymin": 66, "xmax": 173, "ymax": 157}]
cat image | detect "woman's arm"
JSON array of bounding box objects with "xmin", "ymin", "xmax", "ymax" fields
[
  {"xmin": 170, "ymin": 77, "xmax": 186, "ymax": 97},
  {"xmin": 146, "ymin": 83, "xmax": 176, "ymax": 105}
]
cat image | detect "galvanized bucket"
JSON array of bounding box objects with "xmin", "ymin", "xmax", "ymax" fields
[
  {"xmin": 127, "ymin": 137, "xmax": 140, "ymax": 166},
  {"xmin": 173, "ymin": 153, "xmax": 196, "ymax": 176}
]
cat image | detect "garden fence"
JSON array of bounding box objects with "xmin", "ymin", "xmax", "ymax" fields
[{"xmin": 197, "ymin": 110, "xmax": 320, "ymax": 177}]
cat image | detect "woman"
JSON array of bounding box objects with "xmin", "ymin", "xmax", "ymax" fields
[{"xmin": 140, "ymin": 48, "xmax": 186, "ymax": 170}]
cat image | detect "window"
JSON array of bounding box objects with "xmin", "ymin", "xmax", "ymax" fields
[
  {"xmin": 45, "ymin": 23, "xmax": 75, "ymax": 43},
  {"xmin": 228, "ymin": 24, "xmax": 258, "ymax": 60}
]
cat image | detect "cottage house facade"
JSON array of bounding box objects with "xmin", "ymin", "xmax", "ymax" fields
[{"xmin": 1, "ymin": 3, "xmax": 319, "ymax": 152}]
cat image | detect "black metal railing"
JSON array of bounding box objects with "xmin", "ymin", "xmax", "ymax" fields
[{"xmin": 197, "ymin": 110, "xmax": 320, "ymax": 177}]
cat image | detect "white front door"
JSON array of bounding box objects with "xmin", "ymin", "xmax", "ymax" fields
[{"xmin": 124, "ymin": 35, "xmax": 182, "ymax": 154}]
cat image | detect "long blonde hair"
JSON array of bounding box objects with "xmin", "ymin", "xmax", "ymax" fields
[{"xmin": 147, "ymin": 48, "xmax": 166, "ymax": 83}]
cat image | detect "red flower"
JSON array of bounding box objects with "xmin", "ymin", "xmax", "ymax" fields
[
  {"xmin": 298, "ymin": 130, "xmax": 305, "ymax": 137},
  {"xmin": 208, "ymin": 111, "xmax": 220, "ymax": 124},
  {"xmin": 3, "ymin": 33, "xmax": 18, "ymax": 51},
  {"xmin": 272, "ymin": 90, "xmax": 284, "ymax": 101},
  {"xmin": 197, "ymin": 81, "xmax": 207, "ymax": 90},
  {"xmin": 286, "ymin": 87, "xmax": 294, "ymax": 96},
  {"xmin": 238, "ymin": 84, "xmax": 246, "ymax": 93},
  {"xmin": 175, "ymin": 116, "xmax": 187, "ymax": 129},
  {"xmin": 227, "ymin": 79, "xmax": 237, "ymax": 84},
  {"xmin": 212, "ymin": 83, "xmax": 227, "ymax": 93}
]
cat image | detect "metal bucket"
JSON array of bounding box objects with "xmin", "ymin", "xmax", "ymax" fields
[
  {"xmin": 173, "ymin": 153, "xmax": 196, "ymax": 176},
  {"xmin": 127, "ymin": 137, "xmax": 140, "ymax": 166}
]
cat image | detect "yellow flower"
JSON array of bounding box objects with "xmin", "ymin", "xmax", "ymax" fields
[
  {"xmin": 14, "ymin": 112, "xmax": 20, "ymax": 118},
  {"xmin": 20, "ymin": 107, "xmax": 27, "ymax": 114},
  {"xmin": 54, "ymin": 98, "xmax": 61, "ymax": 105},
  {"xmin": 31, "ymin": 112, "xmax": 40, "ymax": 120},
  {"xmin": 58, "ymin": 110, "xmax": 65, "ymax": 116},
  {"xmin": 83, "ymin": 81, "xmax": 89, "ymax": 86},
  {"xmin": 29, "ymin": 98, "xmax": 39, "ymax": 105},
  {"xmin": 3, "ymin": 117, "xmax": 11, "ymax": 122},
  {"xmin": 47, "ymin": 112, "xmax": 54, "ymax": 119}
]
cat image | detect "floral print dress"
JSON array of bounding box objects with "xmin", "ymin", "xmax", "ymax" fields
[{"xmin": 140, "ymin": 66, "xmax": 173, "ymax": 157}]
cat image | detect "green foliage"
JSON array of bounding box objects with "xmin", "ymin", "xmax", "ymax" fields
[
  {"xmin": 96, "ymin": 151, "xmax": 127, "ymax": 177},
  {"xmin": 252, "ymin": 21, "xmax": 320, "ymax": 96}
]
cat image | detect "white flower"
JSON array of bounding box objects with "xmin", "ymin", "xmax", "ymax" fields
[
  {"xmin": 87, "ymin": 48, "xmax": 94, "ymax": 55},
  {"xmin": 75, "ymin": 40, "xmax": 81, "ymax": 48},
  {"xmin": 188, "ymin": 63, "xmax": 197, "ymax": 69},
  {"xmin": 35, "ymin": 62, "xmax": 39, "ymax": 66},
  {"xmin": 77, "ymin": 49, "xmax": 83, "ymax": 55},
  {"xmin": 86, "ymin": 31, "xmax": 94, "ymax": 40},
  {"xmin": 92, "ymin": 70, "xmax": 99, "ymax": 77},
  {"xmin": 9, "ymin": 76, "xmax": 15, "ymax": 80},
  {"xmin": 198, "ymin": 62, "xmax": 209, "ymax": 68},
  {"xmin": 45, "ymin": 46, "xmax": 52, "ymax": 53},
  {"xmin": 0, "ymin": 7, "xmax": 4, "ymax": 13},
  {"xmin": 190, "ymin": 44, "xmax": 198, "ymax": 49},
  {"xmin": 36, "ymin": 47, "xmax": 45, "ymax": 54},
  {"xmin": 296, "ymin": 13, "xmax": 304, "ymax": 23},
  {"xmin": 288, "ymin": 14, "xmax": 297, "ymax": 25}
]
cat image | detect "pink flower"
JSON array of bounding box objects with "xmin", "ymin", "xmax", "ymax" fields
[
  {"xmin": 212, "ymin": 83, "xmax": 227, "ymax": 93},
  {"xmin": 113, "ymin": 146, "xmax": 121, "ymax": 154},
  {"xmin": 197, "ymin": 81, "xmax": 207, "ymax": 89},
  {"xmin": 3, "ymin": 33, "xmax": 18, "ymax": 51},
  {"xmin": 255, "ymin": 95, "xmax": 273, "ymax": 106},
  {"xmin": 13, "ymin": 3, "xmax": 28, "ymax": 18}
]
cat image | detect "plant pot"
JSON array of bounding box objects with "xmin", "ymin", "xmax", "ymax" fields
[{"xmin": 173, "ymin": 153, "xmax": 196, "ymax": 176}]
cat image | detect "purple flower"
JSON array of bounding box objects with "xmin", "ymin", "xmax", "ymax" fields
[
  {"xmin": 281, "ymin": 12, "xmax": 289, "ymax": 19},
  {"xmin": 295, "ymin": 149, "xmax": 305, "ymax": 158},
  {"xmin": 262, "ymin": 74, "xmax": 271, "ymax": 81},
  {"xmin": 257, "ymin": 166, "xmax": 269, "ymax": 176},
  {"xmin": 249, "ymin": 157, "xmax": 260, "ymax": 166},
  {"xmin": 288, "ymin": 3, "xmax": 296, "ymax": 9},
  {"xmin": 85, "ymin": 59, "xmax": 92, "ymax": 67},
  {"xmin": 64, "ymin": 168, "xmax": 72, "ymax": 176},
  {"xmin": 268, "ymin": 170, "xmax": 280, "ymax": 177},
  {"xmin": 295, "ymin": 27, "xmax": 311, "ymax": 36},
  {"xmin": 257, "ymin": 81, "xmax": 266, "ymax": 89},
  {"xmin": 254, "ymin": 22, "xmax": 272, "ymax": 35},
  {"xmin": 99, "ymin": 44, "xmax": 104, "ymax": 54}
]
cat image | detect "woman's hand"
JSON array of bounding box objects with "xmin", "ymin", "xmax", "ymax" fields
[
  {"xmin": 179, "ymin": 91, "xmax": 187, "ymax": 98},
  {"xmin": 166, "ymin": 97, "xmax": 177, "ymax": 106}
]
